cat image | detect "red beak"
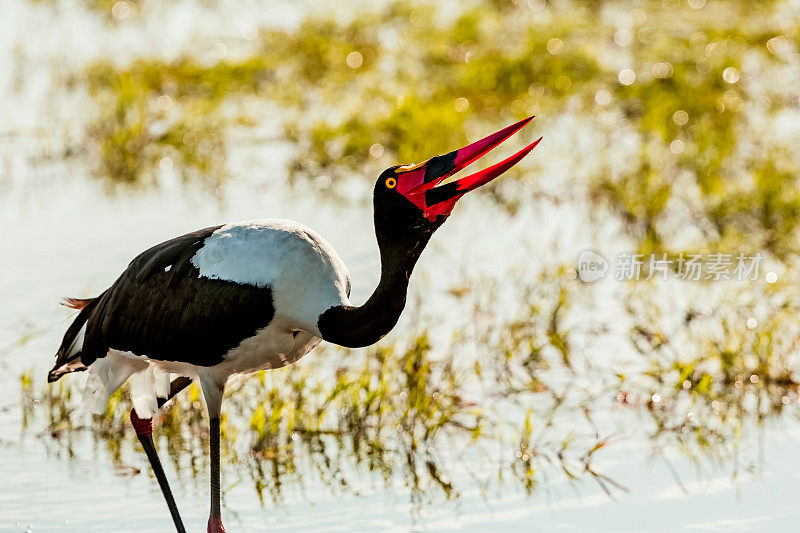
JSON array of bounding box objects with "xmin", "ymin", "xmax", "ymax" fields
[{"xmin": 394, "ymin": 117, "xmax": 541, "ymax": 221}]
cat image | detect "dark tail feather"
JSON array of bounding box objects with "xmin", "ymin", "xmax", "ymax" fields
[{"xmin": 49, "ymin": 293, "xmax": 104, "ymax": 383}]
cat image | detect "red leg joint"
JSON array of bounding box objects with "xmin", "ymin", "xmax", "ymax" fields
[
  {"xmin": 130, "ymin": 408, "xmax": 153, "ymax": 436},
  {"xmin": 207, "ymin": 515, "xmax": 226, "ymax": 533}
]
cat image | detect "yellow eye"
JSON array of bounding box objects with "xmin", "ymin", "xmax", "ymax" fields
[{"xmin": 385, "ymin": 177, "xmax": 397, "ymax": 189}]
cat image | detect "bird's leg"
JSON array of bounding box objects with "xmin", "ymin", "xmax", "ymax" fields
[
  {"xmin": 157, "ymin": 376, "xmax": 193, "ymax": 409},
  {"xmin": 200, "ymin": 375, "xmax": 227, "ymax": 533},
  {"xmin": 130, "ymin": 408, "xmax": 187, "ymax": 533},
  {"xmin": 128, "ymin": 377, "xmax": 192, "ymax": 532},
  {"xmin": 207, "ymin": 416, "xmax": 225, "ymax": 533}
]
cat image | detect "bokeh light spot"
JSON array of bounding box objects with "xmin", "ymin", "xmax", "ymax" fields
[
  {"xmin": 369, "ymin": 143, "xmax": 384, "ymax": 158},
  {"xmin": 723, "ymin": 67, "xmax": 740, "ymax": 84},
  {"xmin": 111, "ymin": 1, "xmax": 131, "ymax": 20},
  {"xmin": 527, "ymin": 0, "xmax": 546, "ymax": 12},
  {"xmin": 614, "ymin": 29, "xmax": 632, "ymax": 47},
  {"xmin": 157, "ymin": 95, "xmax": 172, "ymax": 111},
  {"xmin": 241, "ymin": 24, "xmax": 259, "ymax": 41},
  {"xmin": 346, "ymin": 51, "xmax": 363, "ymax": 68},
  {"xmin": 315, "ymin": 175, "xmax": 331, "ymax": 189},
  {"xmin": 766, "ymin": 36, "xmax": 788, "ymax": 55},
  {"xmin": 618, "ymin": 69, "xmax": 636, "ymax": 85},
  {"xmin": 595, "ymin": 89, "xmax": 611, "ymax": 106},
  {"xmin": 651, "ymin": 393, "xmax": 662, "ymax": 403},
  {"xmin": 212, "ymin": 42, "xmax": 228, "ymax": 59},
  {"xmin": 652, "ymin": 62, "xmax": 674, "ymax": 78},
  {"xmin": 546, "ymin": 38, "xmax": 563, "ymax": 55},
  {"xmin": 672, "ymin": 110, "xmax": 689, "ymax": 125}
]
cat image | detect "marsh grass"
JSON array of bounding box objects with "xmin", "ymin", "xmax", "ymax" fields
[
  {"xmin": 19, "ymin": 269, "xmax": 800, "ymax": 508},
  {"xmin": 19, "ymin": 272, "xmax": 627, "ymax": 505},
  {"xmin": 617, "ymin": 285, "xmax": 800, "ymax": 469}
]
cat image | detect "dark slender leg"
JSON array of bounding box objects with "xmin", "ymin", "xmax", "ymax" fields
[
  {"xmin": 207, "ymin": 417, "xmax": 226, "ymax": 533},
  {"xmin": 157, "ymin": 377, "xmax": 193, "ymax": 409},
  {"xmin": 131, "ymin": 409, "xmax": 187, "ymax": 533}
]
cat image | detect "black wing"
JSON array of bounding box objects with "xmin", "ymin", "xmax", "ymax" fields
[
  {"xmin": 77, "ymin": 225, "xmax": 276, "ymax": 367},
  {"xmin": 49, "ymin": 294, "xmax": 105, "ymax": 382}
]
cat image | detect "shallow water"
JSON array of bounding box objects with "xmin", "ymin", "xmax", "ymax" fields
[{"xmin": 3, "ymin": 0, "xmax": 800, "ymax": 531}]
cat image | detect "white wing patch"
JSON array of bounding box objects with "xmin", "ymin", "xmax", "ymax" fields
[
  {"xmin": 83, "ymin": 351, "xmax": 181, "ymax": 418},
  {"xmin": 66, "ymin": 322, "xmax": 87, "ymax": 358},
  {"xmin": 191, "ymin": 219, "xmax": 351, "ymax": 335},
  {"xmin": 82, "ymin": 350, "xmax": 146, "ymax": 415}
]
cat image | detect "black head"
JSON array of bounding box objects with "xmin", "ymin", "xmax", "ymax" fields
[{"xmin": 372, "ymin": 167, "xmax": 446, "ymax": 269}]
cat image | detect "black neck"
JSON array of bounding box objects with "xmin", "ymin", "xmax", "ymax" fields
[{"xmin": 317, "ymin": 236, "xmax": 429, "ymax": 348}]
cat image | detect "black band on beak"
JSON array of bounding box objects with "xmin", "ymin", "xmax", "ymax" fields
[
  {"xmin": 423, "ymin": 150, "xmax": 458, "ymax": 184},
  {"xmin": 424, "ymin": 181, "xmax": 461, "ymax": 206}
]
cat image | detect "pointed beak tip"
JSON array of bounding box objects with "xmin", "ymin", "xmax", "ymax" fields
[{"xmin": 517, "ymin": 116, "xmax": 535, "ymax": 128}]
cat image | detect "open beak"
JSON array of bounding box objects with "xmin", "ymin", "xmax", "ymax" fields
[{"xmin": 394, "ymin": 116, "xmax": 541, "ymax": 221}]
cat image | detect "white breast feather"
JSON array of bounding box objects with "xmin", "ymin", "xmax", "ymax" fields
[{"xmin": 191, "ymin": 218, "xmax": 351, "ymax": 335}]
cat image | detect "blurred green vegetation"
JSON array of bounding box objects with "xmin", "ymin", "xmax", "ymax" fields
[
  {"xmin": 23, "ymin": 270, "xmax": 800, "ymax": 502},
  {"xmin": 22, "ymin": 270, "xmax": 622, "ymax": 502},
  {"xmin": 620, "ymin": 289, "xmax": 800, "ymax": 466},
  {"xmin": 21, "ymin": 0, "xmax": 800, "ymax": 506},
  {"xmin": 84, "ymin": 57, "xmax": 271, "ymax": 185},
  {"xmin": 77, "ymin": 0, "xmax": 799, "ymax": 259}
]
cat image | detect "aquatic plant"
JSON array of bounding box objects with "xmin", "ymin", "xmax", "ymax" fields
[
  {"xmin": 617, "ymin": 281, "xmax": 800, "ymax": 470},
  {"xmin": 19, "ymin": 273, "xmax": 621, "ymax": 505}
]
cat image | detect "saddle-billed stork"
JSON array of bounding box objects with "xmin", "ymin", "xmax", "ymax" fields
[{"xmin": 49, "ymin": 117, "xmax": 540, "ymax": 532}]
